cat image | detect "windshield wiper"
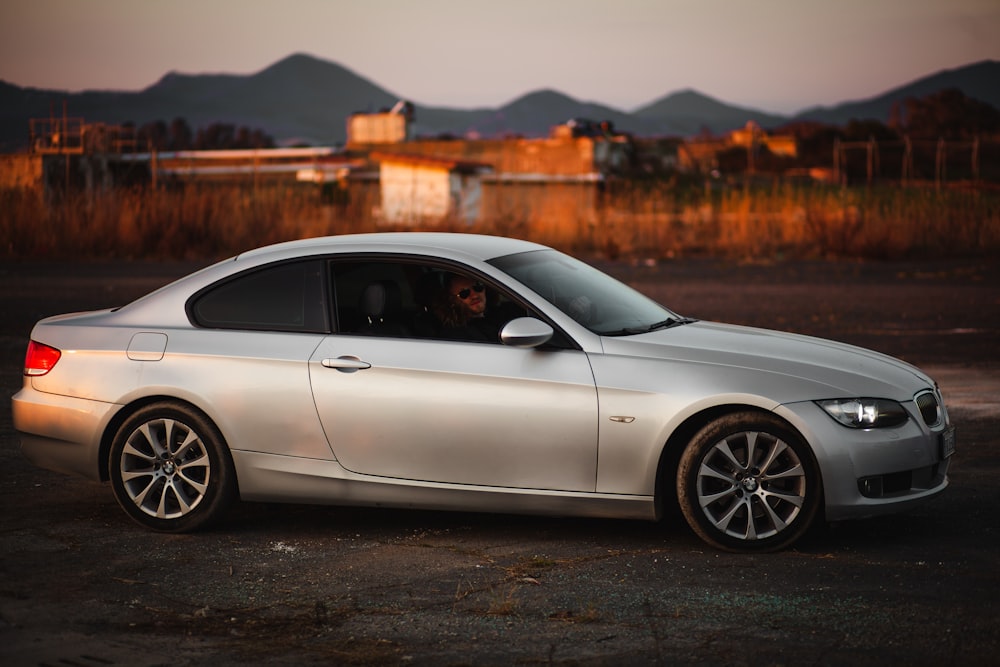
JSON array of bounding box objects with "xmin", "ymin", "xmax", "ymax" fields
[{"xmin": 600, "ymin": 317, "xmax": 696, "ymax": 336}]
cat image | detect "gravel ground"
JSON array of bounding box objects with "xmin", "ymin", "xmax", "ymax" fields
[{"xmin": 1, "ymin": 256, "xmax": 998, "ymax": 666}]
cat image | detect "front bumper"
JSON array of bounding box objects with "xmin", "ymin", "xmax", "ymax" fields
[{"xmin": 777, "ymin": 400, "xmax": 952, "ymax": 521}]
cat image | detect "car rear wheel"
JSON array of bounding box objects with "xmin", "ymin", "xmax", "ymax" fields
[
  {"xmin": 677, "ymin": 412, "xmax": 821, "ymax": 553},
  {"xmin": 109, "ymin": 401, "xmax": 236, "ymax": 532}
]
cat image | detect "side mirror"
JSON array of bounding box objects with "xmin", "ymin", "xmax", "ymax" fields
[{"xmin": 499, "ymin": 317, "xmax": 554, "ymax": 348}]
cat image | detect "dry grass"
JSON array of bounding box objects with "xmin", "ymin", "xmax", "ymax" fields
[
  {"xmin": 587, "ymin": 181, "xmax": 1000, "ymax": 260},
  {"xmin": 2, "ymin": 181, "xmax": 997, "ymax": 261}
]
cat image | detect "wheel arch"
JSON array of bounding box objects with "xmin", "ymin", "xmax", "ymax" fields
[
  {"xmin": 99, "ymin": 395, "xmax": 235, "ymax": 491},
  {"xmin": 653, "ymin": 403, "xmax": 821, "ymax": 520}
]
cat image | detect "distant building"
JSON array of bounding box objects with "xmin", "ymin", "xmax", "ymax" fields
[
  {"xmin": 368, "ymin": 122, "xmax": 635, "ymax": 229},
  {"xmin": 347, "ymin": 101, "xmax": 414, "ymax": 146},
  {"xmin": 678, "ymin": 121, "xmax": 798, "ymax": 172},
  {"xmin": 375, "ymin": 119, "xmax": 632, "ymax": 181},
  {"xmin": 371, "ymin": 152, "xmax": 492, "ymax": 225},
  {"xmin": 147, "ymin": 148, "xmax": 357, "ymax": 185},
  {"xmin": 729, "ymin": 121, "xmax": 797, "ymax": 158},
  {"xmin": 0, "ymin": 116, "xmax": 148, "ymax": 193}
]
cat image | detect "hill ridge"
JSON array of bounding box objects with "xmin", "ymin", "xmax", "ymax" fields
[{"xmin": 1, "ymin": 55, "xmax": 996, "ymax": 150}]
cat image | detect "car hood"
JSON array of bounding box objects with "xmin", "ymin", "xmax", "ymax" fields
[{"xmin": 599, "ymin": 320, "xmax": 934, "ymax": 401}]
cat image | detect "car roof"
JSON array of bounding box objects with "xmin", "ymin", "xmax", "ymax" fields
[{"xmin": 235, "ymin": 232, "xmax": 547, "ymax": 265}]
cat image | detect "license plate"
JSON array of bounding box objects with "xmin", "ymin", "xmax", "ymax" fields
[{"xmin": 940, "ymin": 427, "xmax": 956, "ymax": 459}]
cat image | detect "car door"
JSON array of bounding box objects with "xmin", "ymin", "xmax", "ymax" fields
[
  {"xmin": 308, "ymin": 259, "xmax": 599, "ymax": 492},
  {"xmin": 183, "ymin": 258, "xmax": 337, "ymax": 460}
]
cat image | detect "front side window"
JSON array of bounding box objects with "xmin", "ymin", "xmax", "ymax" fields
[
  {"xmin": 189, "ymin": 260, "xmax": 328, "ymax": 332},
  {"xmin": 490, "ymin": 249, "xmax": 681, "ymax": 335},
  {"xmin": 330, "ymin": 259, "xmax": 533, "ymax": 343}
]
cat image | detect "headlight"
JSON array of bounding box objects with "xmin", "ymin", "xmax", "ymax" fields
[{"xmin": 817, "ymin": 398, "xmax": 909, "ymax": 429}]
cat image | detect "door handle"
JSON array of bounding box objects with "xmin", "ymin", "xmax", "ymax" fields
[{"xmin": 321, "ymin": 356, "xmax": 372, "ymax": 373}]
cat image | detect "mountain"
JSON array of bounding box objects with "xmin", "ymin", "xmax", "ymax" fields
[
  {"xmin": 415, "ymin": 89, "xmax": 672, "ymax": 139},
  {"xmin": 0, "ymin": 54, "xmax": 402, "ymax": 149},
  {"xmin": 1, "ymin": 54, "xmax": 997, "ymax": 151},
  {"xmin": 792, "ymin": 60, "xmax": 1000, "ymax": 125},
  {"xmin": 633, "ymin": 89, "xmax": 787, "ymax": 136}
]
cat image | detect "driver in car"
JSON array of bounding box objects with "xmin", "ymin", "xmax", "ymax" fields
[{"xmin": 435, "ymin": 274, "xmax": 498, "ymax": 342}]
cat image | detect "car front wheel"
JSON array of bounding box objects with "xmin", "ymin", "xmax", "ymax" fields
[
  {"xmin": 677, "ymin": 412, "xmax": 821, "ymax": 553},
  {"xmin": 109, "ymin": 401, "xmax": 236, "ymax": 532}
]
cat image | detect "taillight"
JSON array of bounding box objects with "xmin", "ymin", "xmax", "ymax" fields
[{"xmin": 24, "ymin": 340, "xmax": 62, "ymax": 376}]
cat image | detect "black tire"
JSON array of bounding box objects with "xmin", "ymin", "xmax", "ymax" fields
[
  {"xmin": 109, "ymin": 401, "xmax": 236, "ymax": 532},
  {"xmin": 676, "ymin": 411, "xmax": 821, "ymax": 553}
]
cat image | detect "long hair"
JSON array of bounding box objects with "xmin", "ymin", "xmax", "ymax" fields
[{"xmin": 432, "ymin": 274, "xmax": 467, "ymax": 327}]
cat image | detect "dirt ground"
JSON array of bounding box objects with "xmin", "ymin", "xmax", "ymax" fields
[{"xmin": 1, "ymin": 257, "xmax": 998, "ymax": 666}]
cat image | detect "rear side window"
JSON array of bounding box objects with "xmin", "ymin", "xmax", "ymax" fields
[{"xmin": 190, "ymin": 260, "xmax": 329, "ymax": 332}]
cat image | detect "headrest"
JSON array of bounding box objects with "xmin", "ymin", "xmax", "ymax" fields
[{"xmin": 360, "ymin": 280, "xmax": 401, "ymax": 318}]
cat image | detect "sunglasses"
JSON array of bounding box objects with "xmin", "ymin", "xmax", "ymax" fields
[{"xmin": 455, "ymin": 283, "xmax": 485, "ymax": 300}]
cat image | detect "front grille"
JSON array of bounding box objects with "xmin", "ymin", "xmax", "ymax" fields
[{"xmin": 915, "ymin": 391, "xmax": 941, "ymax": 427}]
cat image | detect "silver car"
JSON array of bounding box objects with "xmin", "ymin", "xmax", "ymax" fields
[{"xmin": 12, "ymin": 233, "xmax": 954, "ymax": 552}]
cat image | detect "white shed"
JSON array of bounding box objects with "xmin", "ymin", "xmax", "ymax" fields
[{"xmin": 372, "ymin": 152, "xmax": 491, "ymax": 225}]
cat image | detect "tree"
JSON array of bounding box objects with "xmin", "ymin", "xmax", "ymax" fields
[
  {"xmin": 124, "ymin": 118, "xmax": 276, "ymax": 151},
  {"xmin": 192, "ymin": 122, "xmax": 274, "ymax": 149},
  {"xmin": 196, "ymin": 123, "xmax": 235, "ymax": 150},
  {"xmin": 137, "ymin": 120, "xmax": 169, "ymax": 151},
  {"xmin": 776, "ymin": 121, "xmax": 842, "ymax": 167},
  {"xmin": 892, "ymin": 88, "xmax": 1000, "ymax": 139},
  {"xmin": 843, "ymin": 119, "xmax": 898, "ymax": 142},
  {"xmin": 169, "ymin": 117, "xmax": 193, "ymax": 150}
]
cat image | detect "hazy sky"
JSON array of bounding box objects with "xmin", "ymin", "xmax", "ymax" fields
[{"xmin": 2, "ymin": 0, "xmax": 998, "ymax": 114}]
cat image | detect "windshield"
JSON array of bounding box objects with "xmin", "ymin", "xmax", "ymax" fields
[{"xmin": 490, "ymin": 249, "xmax": 685, "ymax": 335}]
